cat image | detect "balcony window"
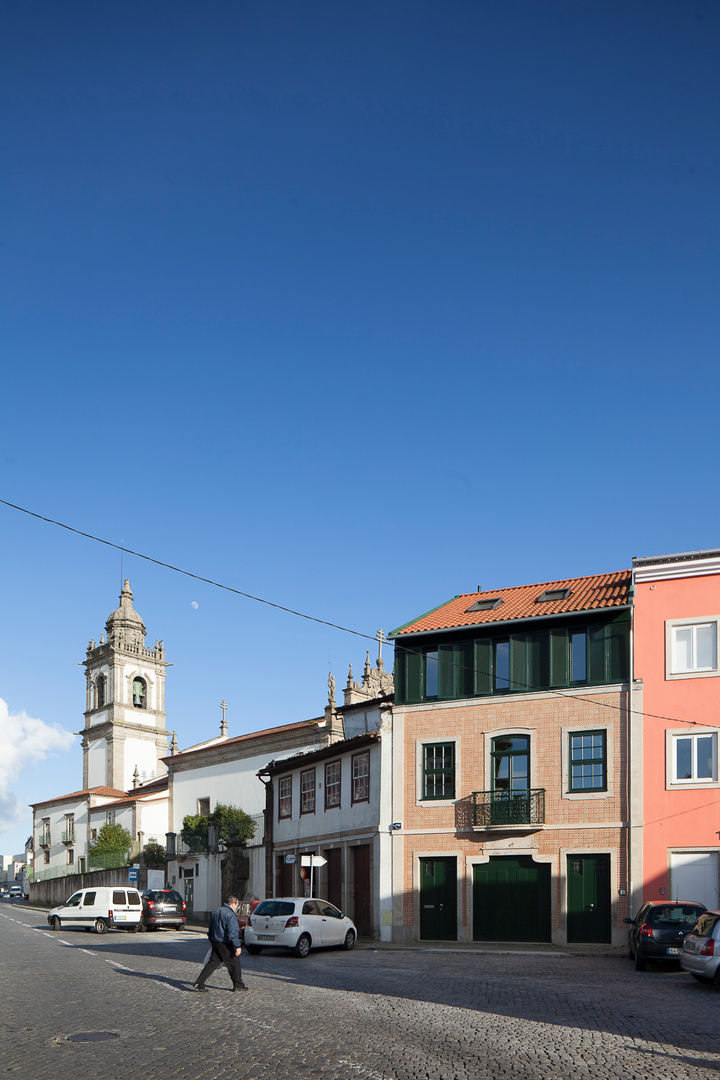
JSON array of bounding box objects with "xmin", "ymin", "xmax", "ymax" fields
[{"xmin": 325, "ymin": 761, "xmax": 341, "ymax": 810}]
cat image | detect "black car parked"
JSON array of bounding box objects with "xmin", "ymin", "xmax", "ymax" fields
[
  {"xmin": 141, "ymin": 889, "xmax": 186, "ymax": 931},
  {"xmin": 625, "ymin": 900, "xmax": 706, "ymax": 970}
]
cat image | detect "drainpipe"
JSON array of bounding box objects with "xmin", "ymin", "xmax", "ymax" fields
[{"xmin": 258, "ymin": 767, "xmax": 273, "ymax": 898}]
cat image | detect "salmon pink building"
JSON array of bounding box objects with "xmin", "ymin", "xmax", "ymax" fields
[{"xmin": 632, "ymin": 550, "xmax": 720, "ymax": 911}]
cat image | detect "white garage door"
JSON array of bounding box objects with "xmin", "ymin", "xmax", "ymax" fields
[{"xmin": 669, "ymin": 851, "xmax": 719, "ymax": 909}]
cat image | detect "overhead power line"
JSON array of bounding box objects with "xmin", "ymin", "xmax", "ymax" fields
[{"xmin": 0, "ymin": 497, "xmax": 712, "ymax": 730}]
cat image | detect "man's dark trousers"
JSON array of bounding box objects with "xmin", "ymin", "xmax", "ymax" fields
[{"xmin": 196, "ymin": 941, "xmax": 243, "ymax": 988}]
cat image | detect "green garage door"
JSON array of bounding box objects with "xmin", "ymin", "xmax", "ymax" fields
[
  {"xmin": 473, "ymin": 856, "xmax": 551, "ymax": 942},
  {"xmin": 566, "ymin": 854, "xmax": 611, "ymax": 943}
]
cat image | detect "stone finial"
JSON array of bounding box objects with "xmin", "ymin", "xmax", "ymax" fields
[
  {"xmin": 345, "ymin": 664, "xmax": 354, "ymax": 689},
  {"xmin": 132, "ymin": 765, "xmax": 139, "ymax": 789},
  {"xmin": 100, "ymin": 633, "xmax": 105, "ymax": 645},
  {"xmin": 363, "ymin": 651, "xmax": 371, "ymax": 686},
  {"xmin": 169, "ymin": 731, "xmax": 178, "ymax": 755},
  {"xmin": 328, "ymin": 671, "xmax": 336, "ymax": 706},
  {"xmin": 220, "ymin": 699, "xmax": 228, "ymax": 737}
]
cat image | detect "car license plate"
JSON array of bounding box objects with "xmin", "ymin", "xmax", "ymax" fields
[
  {"xmin": 666, "ymin": 946, "xmax": 679, "ymax": 955},
  {"xmin": 258, "ymin": 934, "xmax": 274, "ymax": 941}
]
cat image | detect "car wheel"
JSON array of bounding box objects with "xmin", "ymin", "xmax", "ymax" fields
[
  {"xmin": 175, "ymin": 924, "xmax": 186, "ymax": 931},
  {"xmin": 713, "ymin": 967, "xmax": 720, "ymax": 991},
  {"xmin": 94, "ymin": 918, "xmax": 108, "ymax": 935},
  {"xmin": 343, "ymin": 929, "xmax": 356, "ymax": 951},
  {"xmin": 245, "ymin": 944, "xmax": 261, "ymax": 955},
  {"xmin": 634, "ymin": 950, "xmax": 647, "ymax": 971},
  {"xmin": 692, "ymin": 973, "xmax": 710, "ymax": 983},
  {"xmin": 128, "ymin": 924, "xmax": 139, "ymax": 933},
  {"xmin": 50, "ymin": 917, "xmax": 61, "ymax": 931},
  {"xmin": 294, "ymin": 934, "xmax": 311, "ymax": 958}
]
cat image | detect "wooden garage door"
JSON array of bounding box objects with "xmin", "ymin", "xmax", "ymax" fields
[{"xmin": 473, "ymin": 856, "xmax": 551, "ymax": 942}]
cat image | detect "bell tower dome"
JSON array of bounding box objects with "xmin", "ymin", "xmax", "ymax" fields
[{"xmin": 81, "ymin": 581, "xmax": 170, "ymax": 791}]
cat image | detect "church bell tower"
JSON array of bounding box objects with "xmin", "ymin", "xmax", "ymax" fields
[{"xmin": 81, "ymin": 581, "xmax": 169, "ymax": 791}]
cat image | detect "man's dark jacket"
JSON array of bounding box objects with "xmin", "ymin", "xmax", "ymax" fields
[{"xmin": 207, "ymin": 903, "xmax": 241, "ymax": 949}]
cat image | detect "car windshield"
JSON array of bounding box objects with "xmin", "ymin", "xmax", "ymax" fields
[
  {"xmin": 649, "ymin": 905, "xmax": 704, "ymax": 927},
  {"xmin": 254, "ymin": 900, "xmax": 295, "ymax": 917}
]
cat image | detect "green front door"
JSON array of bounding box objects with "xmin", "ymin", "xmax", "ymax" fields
[
  {"xmin": 473, "ymin": 856, "xmax": 551, "ymax": 942},
  {"xmin": 419, "ymin": 857, "xmax": 457, "ymax": 940},
  {"xmin": 566, "ymin": 854, "xmax": 611, "ymax": 943}
]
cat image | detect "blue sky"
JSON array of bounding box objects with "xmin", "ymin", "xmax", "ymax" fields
[{"xmin": 1, "ymin": 0, "xmax": 719, "ymax": 856}]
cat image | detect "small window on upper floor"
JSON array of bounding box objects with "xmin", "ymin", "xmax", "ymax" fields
[
  {"xmin": 96, "ymin": 675, "xmax": 107, "ymax": 708},
  {"xmin": 667, "ymin": 619, "xmax": 719, "ymax": 678},
  {"xmin": 197, "ymin": 798, "xmax": 210, "ymax": 816},
  {"xmin": 132, "ymin": 677, "xmax": 147, "ymax": 708}
]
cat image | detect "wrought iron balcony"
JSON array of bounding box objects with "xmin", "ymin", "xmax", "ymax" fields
[
  {"xmin": 61, "ymin": 831, "xmax": 75, "ymax": 845},
  {"xmin": 38, "ymin": 834, "xmax": 51, "ymax": 849},
  {"xmin": 470, "ymin": 788, "xmax": 545, "ymax": 830}
]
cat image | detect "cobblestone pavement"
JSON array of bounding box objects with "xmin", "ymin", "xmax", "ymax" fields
[{"xmin": 2, "ymin": 903, "xmax": 720, "ymax": 1080}]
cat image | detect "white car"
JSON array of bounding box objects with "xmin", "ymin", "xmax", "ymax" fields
[
  {"xmin": 680, "ymin": 910, "xmax": 720, "ymax": 984},
  {"xmin": 47, "ymin": 886, "xmax": 143, "ymax": 934},
  {"xmin": 244, "ymin": 897, "xmax": 357, "ymax": 958}
]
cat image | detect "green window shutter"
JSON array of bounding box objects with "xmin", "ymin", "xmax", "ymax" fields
[
  {"xmin": 607, "ymin": 620, "xmax": 630, "ymax": 683},
  {"xmin": 526, "ymin": 632, "xmax": 549, "ymax": 690},
  {"xmin": 438, "ymin": 644, "xmax": 458, "ymax": 699},
  {"xmin": 509, "ymin": 636, "xmax": 527, "ymax": 692},
  {"xmin": 474, "ymin": 639, "xmax": 493, "ymax": 695},
  {"xmin": 549, "ymin": 629, "xmax": 568, "ymax": 687},
  {"xmin": 588, "ymin": 625, "xmax": 606, "ymax": 683},
  {"xmin": 458, "ymin": 640, "xmax": 474, "ymax": 698},
  {"xmin": 404, "ymin": 648, "xmax": 423, "ymax": 703}
]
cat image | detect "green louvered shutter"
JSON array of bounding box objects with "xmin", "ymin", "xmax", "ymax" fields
[
  {"xmin": 588, "ymin": 625, "xmax": 606, "ymax": 684},
  {"xmin": 607, "ymin": 618, "xmax": 630, "ymax": 683},
  {"xmin": 474, "ymin": 639, "xmax": 493, "ymax": 695},
  {"xmin": 526, "ymin": 632, "xmax": 549, "ymax": 690},
  {"xmin": 404, "ymin": 647, "xmax": 423, "ymax": 703},
  {"xmin": 549, "ymin": 629, "xmax": 568, "ymax": 687},
  {"xmin": 438, "ymin": 644, "xmax": 458, "ymax": 699},
  {"xmin": 509, "ymin": 636, "xmax": 527, "ymax": 692}
]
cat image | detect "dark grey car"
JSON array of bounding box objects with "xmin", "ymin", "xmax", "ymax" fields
[
  {"xmin": 140, "ymin": 888, "xmax": 186, "ymax": 931},
  {"xmin": 625, "ymin": 901, "xmax": 705, "ymax": 970}
]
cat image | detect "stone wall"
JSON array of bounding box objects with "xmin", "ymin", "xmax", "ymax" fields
[{"xmin": 29, "ymin": 866, "xmax": 152, "ymax": 908}]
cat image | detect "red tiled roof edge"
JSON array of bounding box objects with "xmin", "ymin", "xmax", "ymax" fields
[{"xmin": 390, "ymin": 569, "xmax": 631, "ymax": 637}]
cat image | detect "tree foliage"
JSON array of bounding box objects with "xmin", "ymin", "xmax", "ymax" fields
[
  {"xmin": 142, "ymin": 841, "xmax": 166, "ymax": 865},
  {"xmin": 89, "ymin": 823, "xmax": 132, "ymax": 855},
  {"xmin": 181, "ymin": 803, "xmax": 256, "ymax": 846}
]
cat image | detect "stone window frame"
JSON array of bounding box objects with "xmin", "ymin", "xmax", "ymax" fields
[
  {"xmin": 416, "ymin": 736, "xmax": 459, "ymax": 808},
  {"xmin": 561, "ymin": 723, "xmax": 613, "ymax": 801},
  {"xmin": 278, "ymin": 776, "xmax": 292, "ymax": 820}
]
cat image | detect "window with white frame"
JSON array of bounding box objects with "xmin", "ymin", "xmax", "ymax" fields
[
  {"xmin": 672, "ymin": 732, "xmax": 718, "ymax": 783},
  {"xmin": 325, "ymin": 760, "xmax": 341, "ymax": 809},
  {"xmin": 300, "ymin": 768, "xmax": 316, "ymax": 814},
  {"xmin": 351, "ymin": 752, "xmax": 370, "ymax": 803},
  {"xmin": 667, "ymin": 618, "xmax": 719, "ymax": 677},
  {"xmin": 278, "ymin": 776, "xmax": 292, "ymax": 819}
]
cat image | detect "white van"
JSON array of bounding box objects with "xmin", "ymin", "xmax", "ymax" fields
[{"xmin": 47, "ymin": 886, "xmax": 143, "ymax": 934}]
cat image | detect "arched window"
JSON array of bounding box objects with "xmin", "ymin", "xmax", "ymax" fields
[
  {"xmin": 132, "ymin": 677, "xmax": 147, "ymax": 708},
  {"xmin": 96, "ymin": 675, "xmax": 107, "ymax": 709}
]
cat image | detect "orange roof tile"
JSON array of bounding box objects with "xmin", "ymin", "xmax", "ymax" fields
[{"xmin": 391, "ymin": 569, "xmax": 631, "ymax": 637}]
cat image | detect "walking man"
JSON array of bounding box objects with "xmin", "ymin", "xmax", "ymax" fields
[{"xmin": 192, "ymin": 894, "xmax": 248, "ymax": 992}]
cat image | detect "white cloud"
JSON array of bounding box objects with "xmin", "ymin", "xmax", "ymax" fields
[
  {"xmin": 191, "ymin": 601, "xmax": 199, "ymax": 610},
  {"xmin": 0, "ymin": 698, "xmax": 75, "ymax": 833}
]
